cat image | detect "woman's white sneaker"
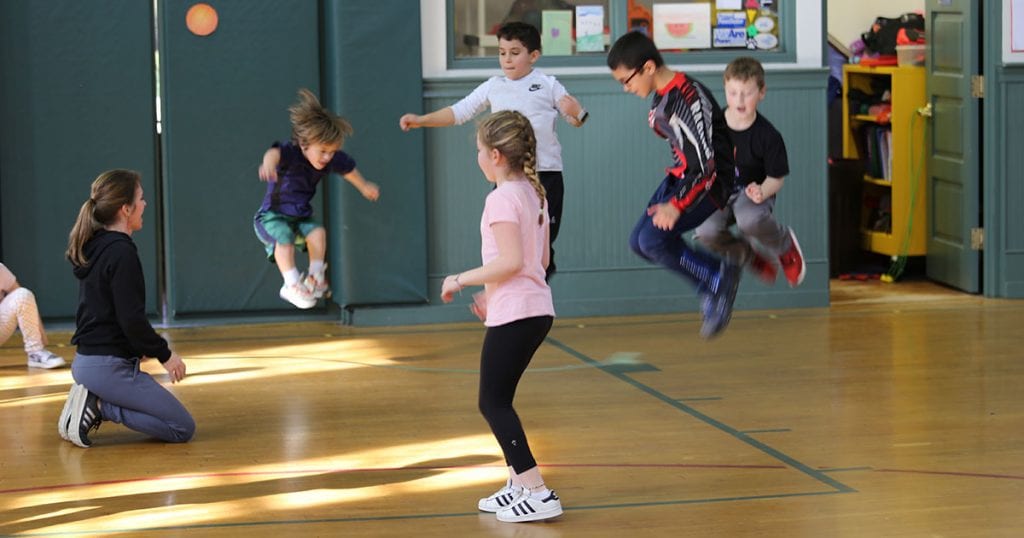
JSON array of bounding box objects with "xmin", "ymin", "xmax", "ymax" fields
[
  {"xmin": 496, "ymin": 490, "xmax": 563, "ymax": 523},
  {"xmin": 478, "ymin": 480, "xmax": 524, "ymax": 513},
  {"xmin": 57, "ymin": 384, "xmax": 82, "ymax": 441}
]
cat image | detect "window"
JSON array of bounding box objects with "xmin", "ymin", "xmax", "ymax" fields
[
  {"xmin": 428, "ymin": 0, "xmax": 811, "ymax": 76},
  {"xmin": 452, "ymin": 0, "xmax": 611, "ymax": 59},
  {"xmin": 450, "ymin": 1, "xmax": 782, "ymax": 61}
]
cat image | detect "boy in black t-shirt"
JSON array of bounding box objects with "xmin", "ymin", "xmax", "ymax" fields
[{"xmin": 695, "ymin": 57, "xmax": 806, "ymax": 287}]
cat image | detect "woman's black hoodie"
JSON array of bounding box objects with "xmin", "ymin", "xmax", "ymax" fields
[{"xmin": 70, "ymin": 230, "xmax": 171, "ymax": 362}]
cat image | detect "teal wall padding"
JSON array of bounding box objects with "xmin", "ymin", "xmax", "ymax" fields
[
  {"xmin": 159, "ymin": 0, "xmax": 321, "ymax": 315},
  {"xmin": 0, "ymin": 1, "xmax": 159, "ymax": 318},
  {"xmin": 321, "ymin": 1, "xmax": 429, "ymax": 308},
  {"xmin": 347, "ymin": 70, "xmax": 831, "ymax": 326}
]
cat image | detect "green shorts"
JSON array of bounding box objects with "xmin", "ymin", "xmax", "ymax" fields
[{"xmin": 253, "ymin": 210, "xmax": 322, "ymax": 262}]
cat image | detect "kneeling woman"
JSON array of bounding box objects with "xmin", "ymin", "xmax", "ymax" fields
[{"xmin": 59, "ymin": 169, "xmax": 195, "ymax": 448}]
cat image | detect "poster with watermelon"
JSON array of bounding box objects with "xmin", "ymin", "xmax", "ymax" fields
[{"xmin": 652, "ymin": 3, "xmax": 712, "ymax": 51}]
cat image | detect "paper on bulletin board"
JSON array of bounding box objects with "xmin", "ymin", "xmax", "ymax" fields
[
  {"xmin": 541, "ymin": 10, "xmax": 573, "ymax": 56},
  {"xmin": 716, "ymin": 0, "xmax": 742, "ymax": 9},
  {"xmin": 653, "ymin": 3, "xmax": 711, "ymax": 50},
  {"xmin": 714, "ymin": 27, "xmax": 748, "ymax": 48},
  {"xmin": 576, "ymin": 5, "xmax": 604, "ymax": 52}
]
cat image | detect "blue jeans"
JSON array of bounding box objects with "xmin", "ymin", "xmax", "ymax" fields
[
  {"xmin": 629, "ymin": 174, "xmax": 725, "ymax": 291},
  {"xmin": 72, "ymin": 354, "xmax": 195, "ymax": 443}
]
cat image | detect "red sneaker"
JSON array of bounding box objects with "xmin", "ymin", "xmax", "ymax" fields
[
  {"xmin": 779, "ymin": 229, "xmax": 806, "ymax": 287},
  {"xmin": 748, "ymin": 250, "xmax": 778, "ymax": 285}
]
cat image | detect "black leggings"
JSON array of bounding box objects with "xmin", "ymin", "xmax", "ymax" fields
[
  {"xmin": 478, "ymin": 315, "xmax": 553, "ymax": 474},
  {"xmin": 539, "ymin": 171, "xmax": 563, "ymax": 279}
]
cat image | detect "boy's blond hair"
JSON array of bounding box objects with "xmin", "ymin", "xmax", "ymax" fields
[
  {"xmin": 724, "ymin": 57, "xmax": 765, "ymax": 90},
  {"xmin": 289, "ymin": 88, "xmax": 353, "ymax": 148}
]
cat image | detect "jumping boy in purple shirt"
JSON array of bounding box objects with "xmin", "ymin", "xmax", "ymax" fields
[{"xmin": 254, "ymin": 89, "xmax": 380, "ymax": 309}]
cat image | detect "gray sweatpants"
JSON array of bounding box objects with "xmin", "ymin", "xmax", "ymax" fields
[
  {"xmin": 72, "ymin": 354, "xmax": 195, "ymax": 443},
  {"xmin": 694, "ymin": 190, "xmax": 791, "ymax": 264}
]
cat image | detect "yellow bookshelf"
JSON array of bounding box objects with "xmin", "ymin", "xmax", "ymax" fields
[{"xmin": 841, "ymin": 64, "xmax": 928, "ymax": 257}]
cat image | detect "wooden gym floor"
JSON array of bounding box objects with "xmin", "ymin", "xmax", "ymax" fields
[{"xmin": 1, "ymin": 281, "xmax": 1022, "ymax": 537}]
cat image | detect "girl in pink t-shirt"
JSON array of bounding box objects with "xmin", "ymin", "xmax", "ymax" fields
[{"xmin": 440, "ymin": 111, "xmax": 562, "ymax": 523}]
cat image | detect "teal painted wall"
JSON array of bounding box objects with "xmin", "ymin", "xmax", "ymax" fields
[
  {"xmin": 0, "ymin": 1, "xmax": 159, "ymax": 318},
  {"xmin": 984, "ymin": 3, "xmax": 1022, "ymax": 298},
  {"xmin": 349, "ymin": 70, "xmax": 832, "ymax": 325},
  {"xmin": 991, "ymin": 68, "xmax": 1024, "ymax": 298}
]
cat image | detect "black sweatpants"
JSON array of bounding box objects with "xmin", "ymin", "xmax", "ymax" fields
[
  {"xmin": 539, "ymin": 171, "xmax": 563, "ymax": 280},
  {"xmin": 478, "ymin": 315, "xmax": 554, "ymax": 474}
]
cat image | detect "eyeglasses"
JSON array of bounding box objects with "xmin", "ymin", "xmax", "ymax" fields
[{"xmin": 621, "ymin": 67, "xmax": 643, "ymax": 87}]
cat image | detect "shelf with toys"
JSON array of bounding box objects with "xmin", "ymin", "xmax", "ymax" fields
[{"xmin": 841, "ymin": 64, "xmax": 927, "ymax": 257}]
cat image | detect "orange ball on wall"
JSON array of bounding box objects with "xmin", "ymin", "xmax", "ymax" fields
[{"xmin": 186, "ymin": 3, "xmax": 218, "ymax": 37}]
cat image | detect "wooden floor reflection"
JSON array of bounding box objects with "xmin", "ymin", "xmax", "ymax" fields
[{"xmin": 2, "ymin": 284, "xmax": 1022, "ymax": 537}]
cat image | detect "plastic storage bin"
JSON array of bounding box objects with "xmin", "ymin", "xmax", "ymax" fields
[{"xmin": 896, "ymin": 45, "xmax": 926, "ymax": 66}]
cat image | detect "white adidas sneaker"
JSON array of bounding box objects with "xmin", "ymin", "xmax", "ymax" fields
[
  {"xmin": 478, "ymin": 480, "xmax": 525, "ymax": 513},
  {"xmin": 496, "ymin": 490, "xmax": 563, "ymax": 523},
  {"xmin": 57, "ymin": 384, "xmax": 82, "ymax": 441}
]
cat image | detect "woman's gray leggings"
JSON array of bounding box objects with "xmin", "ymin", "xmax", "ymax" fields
[{"xmin": 72, "ymin": 354, "xmax": 195, "ymax": 443}]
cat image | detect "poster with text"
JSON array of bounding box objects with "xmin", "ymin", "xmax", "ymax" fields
[{"xmin": 653, "ymin": 3, "xmax": 712, "ymax": 50}]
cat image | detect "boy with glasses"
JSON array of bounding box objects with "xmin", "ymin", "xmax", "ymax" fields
[{"xmin": 607, "ymin": 31, "xmax": 740, "ymax": 338}]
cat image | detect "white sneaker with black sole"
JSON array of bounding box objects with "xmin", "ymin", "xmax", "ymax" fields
[
  {"xmin": 496, "ymin": 490, "xmax": 563, "ymax": 523},
  {"xmin": 478, "ymin": 480, "xmax": 524, "ymax": 513}
]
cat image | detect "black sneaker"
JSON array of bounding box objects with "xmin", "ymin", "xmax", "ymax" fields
[
  {"xmin": 700, "ymin": 261, "xmax": 741, "ymax": 339},
  {"xmin": 68, "ymin": 387, "xmax": 102, "ymax": 448}
]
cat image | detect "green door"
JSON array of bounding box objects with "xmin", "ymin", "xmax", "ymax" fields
[{"xmin": 925, "ymin": 0, "xmax": 981, "ymax": 292}]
